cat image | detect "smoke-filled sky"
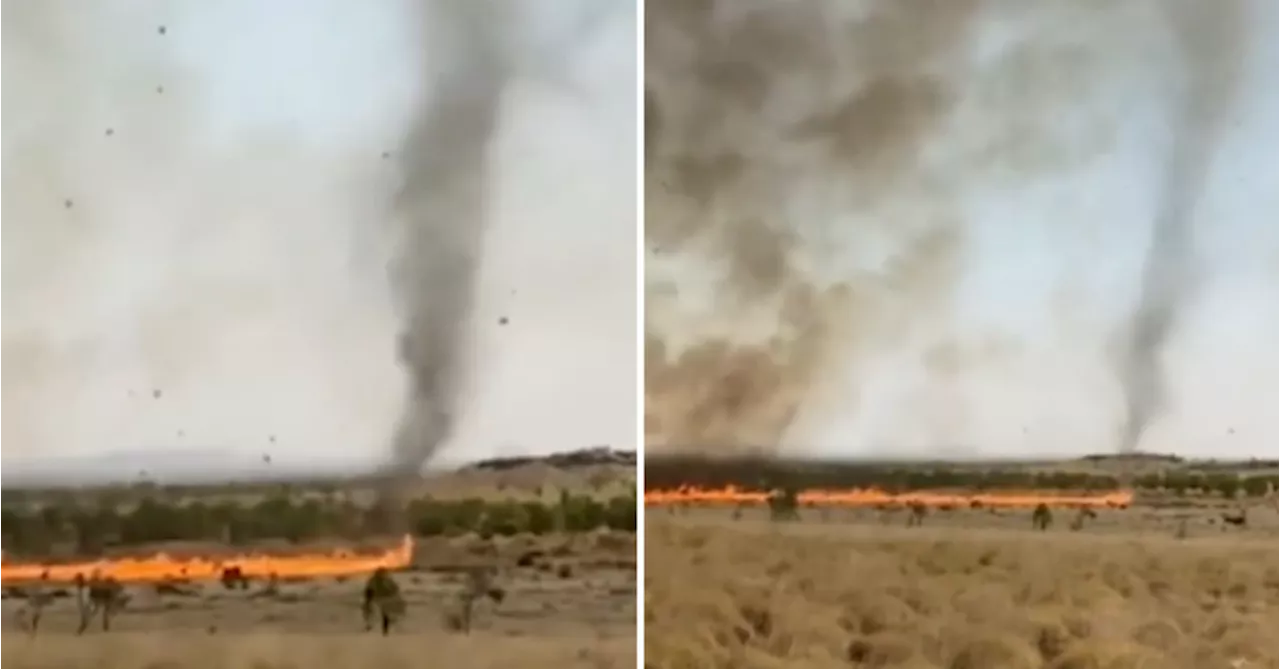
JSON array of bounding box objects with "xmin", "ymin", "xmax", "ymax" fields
[
  {"xmin": 2, "ymin": 0, "xmax": 637, "ymax": 484},
  {"xmin": 645, "ymin": 0, "xmax": 1277, "ymax": 461}
]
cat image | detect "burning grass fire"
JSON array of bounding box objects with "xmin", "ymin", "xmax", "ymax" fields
[
  {"xmin": 0, "ymin": 535, "xmax": 414, "ymax": 585},
  {"xmin": 642, "ymin": 457, "xmax": 1140, "ymax": 510},
  {"xmin": 643, "ymin": 486, "xmax": 1133, "ymax": 509}
]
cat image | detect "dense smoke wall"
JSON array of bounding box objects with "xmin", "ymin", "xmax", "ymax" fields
[
  {"xmin": 1, "ymin": 0, "xmax": 637, "ymax": 485},
  {"xmin": 644, "ymin": 0, "xmax": 1277, "ymax": 460}
]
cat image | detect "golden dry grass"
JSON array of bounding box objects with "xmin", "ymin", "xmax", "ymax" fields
[
  {"xmin": 3, "ymin": 632, "xmax": 634, "ymax": 669},
  {"xmin": 645, "ymin": 517, "xmax": 1278, "ymax": 669}
]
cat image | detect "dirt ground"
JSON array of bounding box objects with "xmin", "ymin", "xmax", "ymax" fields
[
  {"xmin": 645, "ymin": 510, "xmax": 1278, "ymax": 669},
  {"xmin": 5, "ymin": 633, "xmax": 633, "ymax": 669}
]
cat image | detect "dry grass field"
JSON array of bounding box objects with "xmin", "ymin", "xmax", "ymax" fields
[
  {"xmin": 2, "ymin": 453, "xmax": 637, "ymax": 669},
  {"xmin": 645, "ymin": 511, "xmax": 1278, "ymax": 669},
  {"xmin": 5, "ymin": 632, "xmax": 632, "ymax": 669}
]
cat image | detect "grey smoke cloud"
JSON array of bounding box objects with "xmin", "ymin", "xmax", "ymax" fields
[
  {"xmin": 2, "ymin": 0, "xmax": 637, "ymax": 485},
  {"xmin": 1118, "ymin": 0, "xmax": 1249, "ymax": 454},
  {"xmin": 385, "ymin": 1, "xmax": 509, "ymax": 480},
  {"xmin": 645, "ymin": 0, "xmax": 1277, "ymax": 460}
]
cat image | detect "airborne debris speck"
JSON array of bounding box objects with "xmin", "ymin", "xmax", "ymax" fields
[
  {"xmin": 158, "ymin": 25, "xmax": 166, "ymax": 35},
  {"xmin": 498, "ymin": 317, "xmax": 509, "ymax": 326},
  {"xmin": 63, "ymin": 199, "xmax": 73, "ymax": 209},
  {"xmin": 152, "ymin": 389, "xmax": 162, "ymax": 399}
]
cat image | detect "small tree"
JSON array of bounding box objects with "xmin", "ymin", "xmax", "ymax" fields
[
  {"xmin": 479, "ymin": 500, "xmax": 529, "ymax": 538},
  {"xmin": 605, "ymin": 494, "xmax": 637, "ymax": 533},
  {"xmin": 522, "ymin": 501, "xmax": 556, "ymax": 535},
  {"xmin": 905, "ymin": 501, "xmax": 927, "ymax": 527},
  {"xmin": 767, "ymin": 488, "xmax": 799, "ymax": 522},
  {"xmin": 1032, "ymin": 503, "xmax": 1053, "ymax": 531},
  {"xmin": 449, "ymin": 567, "xmax": 505, "ymax": 634},
  {"xmin": 1068, "ymin": 507, "xmax": 1096, "ymax": 532}
]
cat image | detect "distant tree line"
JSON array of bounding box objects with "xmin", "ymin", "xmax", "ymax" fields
[
  {"xmin": 644, "ymin": 456, "xmax": 1278, "ymax": 498},
  {"xmin": 0, "ymin": 490, "xmax": 636, "ymax": 559}
]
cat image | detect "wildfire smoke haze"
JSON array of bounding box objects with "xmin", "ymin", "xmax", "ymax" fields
[{"xmin": 644, "ymin": 0, "xmax": 1278, "ymax": 460}]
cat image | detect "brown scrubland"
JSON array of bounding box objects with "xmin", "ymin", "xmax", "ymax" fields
[
  {"xmin": 645, "ymin": 513, "xmax": 1277, "ymax": 669},
  {"xmin": 644, "ymin": 453, "xmax": 1279, "ymax": 668}
]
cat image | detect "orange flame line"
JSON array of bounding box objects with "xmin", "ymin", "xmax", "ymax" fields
[
  {"xmin": 1, "ymin": 535, "xmax": 415, "ymax": 585},
  {"xmin": 643, "ymin": 486, "xmax": 1133, "ymax": 509}
]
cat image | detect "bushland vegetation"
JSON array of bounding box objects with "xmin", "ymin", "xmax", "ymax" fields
[
  {"xmin": 1, "ymin": 489, "xmax": 637, "ymax": 558},
  {"xmin": 644, "ymin": 456, "xmax": 1278, "ymax": 498}
]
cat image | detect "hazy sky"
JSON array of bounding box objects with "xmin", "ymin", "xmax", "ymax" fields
[
  {"xmin": 646, "ymin": 0, "xmax": 1277, "ymax": 461},
  {"xmin": 1, "ymin": 0, "xmax": 637, "ymax": 484}
]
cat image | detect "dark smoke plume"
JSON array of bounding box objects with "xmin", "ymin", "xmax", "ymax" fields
[
  {"xmin": 385, "ymin": 0, "xmax": 622, "ymax": 479},
  {"xmin": 644, "ymin": 0, "xmax": 982, "ymax": 454},
  {"xmin": 647, "ymin": 0, "xmax": 1263, "ymax": 459},
  {"xmin": 1119, "ymin": 1, "xmax": 1246, "ymax": 453},
  {"xmin": 386, "ymin": 2, "xmax": 509, "ymax": 479}
]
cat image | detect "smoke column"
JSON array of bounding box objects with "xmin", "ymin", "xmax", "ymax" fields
[
  {"xmin": 1118, "ymin": 1, "xmax": 1246, "ymax": 453},
  {"xmin": 384, "ymin": 2, "xmax": 507, "ymax": 477},
  {"xmin": 645, "ymin": 0, "xmax": 1276, "ymax": 460},
  {"xmin": 1, "ymin": 0, "xmax": 637, "ymax": 485},
  {"xmin": 387, "ymin": 0, "xmax": 634, "ymax": 478}
]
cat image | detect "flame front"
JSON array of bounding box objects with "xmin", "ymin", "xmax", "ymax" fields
[
  {"xmin": 0, "ymin": 535, "xmax": 414, "ymax": 585},
  {"xmin": 644, "ymin": 486, "xmax": 1133, "ymax": 509}
]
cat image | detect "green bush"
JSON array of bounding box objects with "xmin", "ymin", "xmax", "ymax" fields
[
  {"xmin": 604, "ymin": 493, "xmax": 637, "ymax": 532},
  {"xmin": 0, "ymin": 489, "xmax": 638, "ymax": 558},
  {"xmin": 478, "ymin": 500, "xmax": 529, "ymax": 538},
  {"xmin": 558, "ymin": 492, "xmax": 607, "ymax": 533},
  {"xmin": 407, "ymin": 498, "xmax": 450, "ymax": 537},
  {"xmin": 1241, "ymin": 474, "xmax": 1278, "ymax": 497},
  {"xmin": 523, "ymin": 501, "xmax": 556, "ymax": 535}
]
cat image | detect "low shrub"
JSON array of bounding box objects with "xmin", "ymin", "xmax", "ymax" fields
[{"xmin": 0, "ymin": 489, "xmax": 637, "ymax": 558}]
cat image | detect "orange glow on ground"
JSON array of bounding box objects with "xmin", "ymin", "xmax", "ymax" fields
[
  {"xmin": 643, "ymin": 486, "xmax": 1133, "ymax": 509},
  {"xmin": 0, "ymin": 535, "xmax": 414, "ymax": 585}
]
